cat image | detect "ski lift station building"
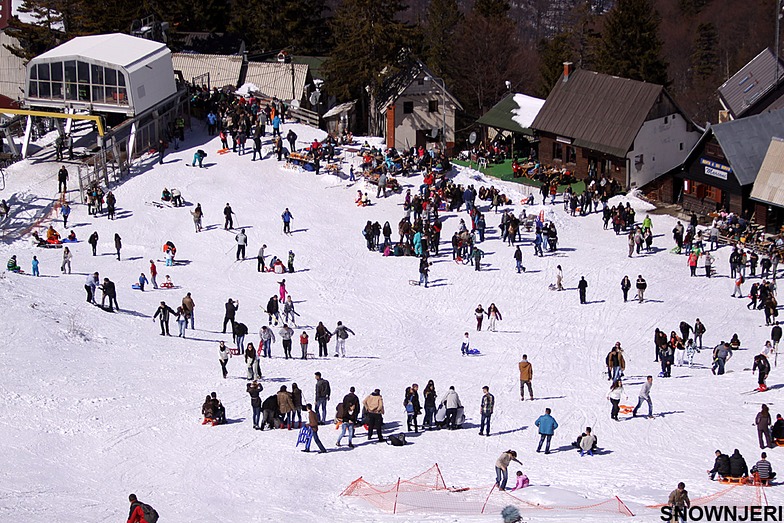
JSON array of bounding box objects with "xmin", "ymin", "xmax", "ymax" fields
[{"xmin": 24, "ymin": 33, "xmax": 177, "ymax": 116}]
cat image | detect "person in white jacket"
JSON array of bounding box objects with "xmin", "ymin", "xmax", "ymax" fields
[
  {"xmin": 579, "ymin": 427, "xmax": 597, "ymax": 456},
  {"xmin": 607, "ymin": 380, "xmax": 626, "ymax": 421},
  {"xmin": 441, "ymin": 386, "xmax": 462, "ymax": 429}
]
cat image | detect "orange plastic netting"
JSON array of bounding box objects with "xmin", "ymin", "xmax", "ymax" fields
[{"xmin": 341, "ymin": 464, "xmax": 635, "ymax": 516}]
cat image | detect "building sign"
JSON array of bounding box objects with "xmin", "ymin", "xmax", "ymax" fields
[
  {"xmin": 700, "ymin": 157, "xmax": 731, "ymax": 181},
  {"xmin": 704, "ymin": 166, "xmax": 728, "ymax": 180},
  {"xmin": 556, "ymin": 136, "xmax": 572, "ymax": 144}
]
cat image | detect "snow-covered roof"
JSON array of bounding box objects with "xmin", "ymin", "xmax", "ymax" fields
[
  {"xmin": 34, "ymin": 33, "xmax": 169, "ymax": 70},
  {"xmin": 511, "ymin": 93, "xmax": 545, "ymax": 129}
]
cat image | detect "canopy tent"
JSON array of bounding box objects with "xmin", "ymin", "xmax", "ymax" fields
[{"xmin": 476, "ymin": 93, "xmax": 544, "ymax": 136}]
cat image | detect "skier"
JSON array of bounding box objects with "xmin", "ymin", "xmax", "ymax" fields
[
  {"xmin": 152, "ymin": 301, "xmax": 175, "ymax": 335},
  {"xmin": 535, "ymin": 408, "xmax": 558, "ymax": 454},
  {"xmin": 223, "ymin": 203, "xmax": 234, "ymax": 230},
  {"xmin": 578, "ymin": 276, "xmax": 588, "ymax": 304},
  {"xmin": 282, "ymin": 295, "xmax": 298, "ymax": 326},
  {"xmin": 235, "ymin": 229, "xmax": 247, "ymax": 260},
  {"xmin": 333, "ymin": 321, "xmax": 355, "ymax": 357},
  {"xmin": 266, "ymin": 295, "xmax": 280, "ymax": 326},
  {"xmin": 281, "ymin": 208, "xmax": 293, "ymax": 234}
]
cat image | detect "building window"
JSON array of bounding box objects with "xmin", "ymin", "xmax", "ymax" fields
[
  {"xmin": 679, "ymin": 143, "xmax": 684, "ymax": 151},
  {"xmin": 28, "ymin": 60, "xmax": 128, "ymax": 105},
  {"xmin": 428, "ymin": 100, "xmax": 439, "ymax": 113},
  {"xmin": 565, "ymin": 145, "xmax": 576, "ymax": 164},
  {"xmin": 664, "ymin": 116, "xmax": 668, "ymax": 124},
  {"xmin": 553, "ymin": 142, "xmax": 563, "ymax": 160},
  {"xmin": 403, "ymin": 101, "xmax": 414, "ymax": 114}
]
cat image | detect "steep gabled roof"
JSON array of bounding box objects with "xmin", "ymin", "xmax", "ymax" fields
[
  {"xmin": 244, "ymin": 62, "xmax": 309, "ymax": 102},
  {"xmin": 531, "ymin": 69, "xmax": 664, "ymax": 158},
  {"xmin": 375, "ymin": 58, "xmax": 462, "ymax": 112},
  {"xmin": 718, "ymin": 48, "xmax": 784, "ymax": 119},
  {"xmin": 711, "ymin": 108, "xmax": 784, "ymax": 186},
  {"xmin": 171, "ymin": 53, "xmax": 243, "ymax": 88}
]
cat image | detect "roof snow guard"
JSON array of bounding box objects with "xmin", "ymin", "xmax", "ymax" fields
[{"xmin": 25, "ymin": 33, "xmax": 177, "ymax": 116}]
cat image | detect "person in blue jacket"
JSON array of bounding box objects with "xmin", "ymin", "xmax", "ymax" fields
[
  {"xmin": 272, "ymin": 115, "xmax": 281, "ymax": 137},
  {"xmin": 535, "ymin": 407, "xmax": 558, "ymax": 454}
]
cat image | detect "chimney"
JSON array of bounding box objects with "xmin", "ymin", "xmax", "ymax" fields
[
  {"xmin": 0, "ymin": 0, "xmax": 11, "ymax": 30},
  {"xmin": 563, "ymin": 62, "xmax": 574, "ymax": 82}
]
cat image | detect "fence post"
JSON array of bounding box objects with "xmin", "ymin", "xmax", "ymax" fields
[
  {"xmin": 481, "ymin": 483, "xmax": 497, "ymax": 514},
  {"xmin": 434, "ymin": 463, "xmax": 446, "ymax": 490},
  {"xmin": 393, "ymin": 477, "xmax": 401, "ymax": 514}
]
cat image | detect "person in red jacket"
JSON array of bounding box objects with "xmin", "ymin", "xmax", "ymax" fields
[{"xmin": 127, "ymin": 493, "xmax": 156, "ymax": 523}]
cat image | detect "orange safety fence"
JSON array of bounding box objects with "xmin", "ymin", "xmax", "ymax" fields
[
  {"xmin": 341, "ymin": 464, "xmax": 635, "ymax": 516},
  {"xmin": 646, "ymin": 484, "xmax": 768, "ymax": 510}
]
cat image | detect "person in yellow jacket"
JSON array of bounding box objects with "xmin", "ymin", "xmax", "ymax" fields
[{"xmin": 363, "ymin": 389, "xmax": 385, "ymax": 442}]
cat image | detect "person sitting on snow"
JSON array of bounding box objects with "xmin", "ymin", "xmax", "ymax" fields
[
  {"xmin": 7, "ymin": 255, "xmax": 21, "ymax": 272},
  {"xmin": 30, "ymin": 231, "xmax": 47, "ymax": 247},
  {"xmin": 509, "ymin": 470, "xmax": 529, "ymax": 491},
  {"xmin": 46, "ymin": 225, "xmax": 61, "ymax": 243},
  {"xmin": 772, "ymin": 414, "xmax": 784, "ymax": 440},
  {"xmin": 210, "ymin": 392, "xmax": 226, "ymax": 425},
  {"xmin": 202, "ymin": 394, "xmax": 215, "ymax": 422},
  {"xmin": 161, "ymin": 188, "xmax": 172, "ymax": 202},
  {"xmin": 66, "ymin": 230, "xmax": 77, "ymax": 242},
  {"xmin": 572, "ymin": 427, "xmax": 598, "ymax": 453}
]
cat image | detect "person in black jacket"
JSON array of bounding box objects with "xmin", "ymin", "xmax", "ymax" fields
[
  {"xmin": 247, "ymin": 381, "xmax": 263, "ymax": 429},
  {"xmin": 729, "ymin": 449, "xmax": 749, "ymax": 478},
  {"xmin": 222, "ymin": 298, "xmax": 238, "ymax": 334},
  {"xmin": 88, "ymin": 231, "xmax": 99, "ymax": 256},
  {"xmin": 315, "ymin": 322, "xmax": 332, "ymax": 358},
  {"xmin": 336, "ymin": 386, "xmax": 360, "ymax": 448},
  {"xmin": 233, "ymin": 321, "xmax": 248, "ymax": 353},
  {"xmin": 260, "ymin": 394, "xmax": 278, "ymax": 430},
  {"xmin": 772, "ymin": 414, "xmax": 784, "ymax": 440},
  {"xmin": 578, "ymin": 276, "xmax": 588, "ymax": 304},
  {"xmin": 100, "ymin": 278, "xmax": 118, "ymax": 312},
  {"xmin": 621, "ymin": 276, "xmax": 631, "ymax": 302},
  {"xmin": 405, "ymin": 383, "xmax": 422, "ymax": 433},
  {"xmin": 707, "ymin": 450, "xmax": 731, "ymax": 480},
  {"xmin": 153, "ymin": 301, "xmax": 176, "ymax": 335}
]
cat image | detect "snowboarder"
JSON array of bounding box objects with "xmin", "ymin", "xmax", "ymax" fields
[
  {"xmin": 192, "ymin": 149, "xmax": 206, "ymax": 167},
  {"xmin": 153, "ymin": 301, "xmax": 175, "ymax": 335},
  {"xmin": 333, "ymin": 321, "xmax": 355, "ymax": 357}
]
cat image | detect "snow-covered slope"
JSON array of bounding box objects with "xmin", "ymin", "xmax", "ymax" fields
[{"xmin": 0, "ymin": 122, "xmax": 780, "ymax": 521}]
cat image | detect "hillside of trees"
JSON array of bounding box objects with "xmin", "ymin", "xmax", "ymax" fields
[{"xmin": 5, "ymin": 0, "xmax": 777, "ymax": 127}]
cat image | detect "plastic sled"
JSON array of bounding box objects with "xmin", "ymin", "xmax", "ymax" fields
[
  {"xmin": 229, "ymin": 347, "xmax": 241, "ymax": 356},
  {"xmin": 619, "ymin": 405, "xmax": 634, "ymax": 414},
  {"xmin": 202, "ymin": 417, "xmax": 217, "ymax": 426},
  {"xmin": 160, "ymin": 282, "xmax": 174, "ymax": 289},
  {"xmin": 775, "ymin": 439, "xmax": 784, "ymax": 447},
  {"xmin": 131, "ymin": 284, "xmax": 141, "ymax": 290},
  {"xmin": 466, "ymin": 348, "xmax": 481, "ymax": 355},
  {"xmin": 217, "ymin": 148, "xmax": 230, "ymax": 155}
]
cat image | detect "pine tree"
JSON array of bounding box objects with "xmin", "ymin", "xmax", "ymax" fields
[
  {"xmin": 423, "ymin": 0, "xmax": 462, "ymax": 82},
  {"xmin": 228, "ymin": 0, "xmax": 283, "ymax": 52},
  {"xmin": 595, "ymin": 0, "xmax": 669, "ymax": 85},
  {"xmin": 537, "ymin": 33, "xmax": 573, "ymax": 97},
  {"xmin": 324, "ymin": 0, "xmax": 414, "ymax": 100},
  {"xmin": 691, "ymin": 22, "xmax": 719, "ymax": 80},
  {"xmin": 473, "ymin": 0, "xmax": 510, "ymax": 19},
  {"xmin": 280, "ymin": 0, "xmax": 331, "ymax": 55}
]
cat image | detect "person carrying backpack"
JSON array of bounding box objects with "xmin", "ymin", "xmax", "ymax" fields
[{"xmin": 127, "ymin": 493, "xmax": 158, "ymax": 523}]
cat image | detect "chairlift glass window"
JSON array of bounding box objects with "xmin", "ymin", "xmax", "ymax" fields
[
  {"xmin": 77, "ymin": 61, "xmax": 89, "ymax": 83},
  {"xmin": 64, "ymin": 61, "xmax": 76, "ymax": 82},
  {"xmin": 38, "ymin": 63, "xmax": 50, "ymax": 81}
]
